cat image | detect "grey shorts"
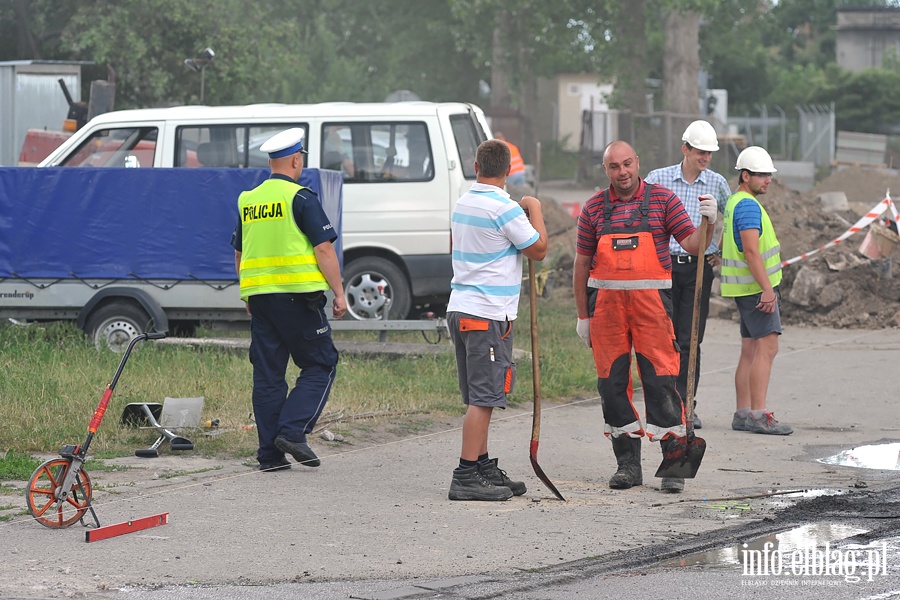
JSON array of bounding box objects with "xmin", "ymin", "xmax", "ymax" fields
[
  {"xmin": 447, "ymin": 311, "xmax": 516, "ymax": 408},
  {"xmin": 734, "ymin": 287, "xmax": 782, "ymax": 339}
]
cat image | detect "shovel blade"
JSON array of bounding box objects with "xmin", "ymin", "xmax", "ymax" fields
[
  {"xmin": 654, "ymin": 435, "xmax": 707, "ymax": 479},
  {"xmin": 530, "ymin": 441, "xmax": 566, "ymax": 501}
]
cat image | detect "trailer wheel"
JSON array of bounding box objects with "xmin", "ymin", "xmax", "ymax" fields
[
  {"xmin": 84, "ymin": 302, "xmax": 151, "ymax": 352},
  {"xmin": 343, "ymin": 257, "xmax": 411, "ymax": 320}
]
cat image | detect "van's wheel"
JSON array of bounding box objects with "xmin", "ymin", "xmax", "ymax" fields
[
  {"xmin": 84, "ymin": 302, "xmax": 151, "ymax": 352},
  {"xmin": 343, "ymin": 257, "xmax": 411, "ymax": 320}
]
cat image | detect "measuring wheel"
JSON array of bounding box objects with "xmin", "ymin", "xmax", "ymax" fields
[{"xmin": 26, "ymin": 458, "xmax": 94, "ymax": 528}]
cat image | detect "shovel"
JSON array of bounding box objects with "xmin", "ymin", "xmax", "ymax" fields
[
  {"xmin": 527, "ymin": 257, "xmax": 565, "ymax": 501},
  {"xmin": 527, "ymin": 142, "xmax": 565, "ymax": 501},
  {"xmin": 655, "ymin": 216, "xmax": 709, "ymax": 479}
]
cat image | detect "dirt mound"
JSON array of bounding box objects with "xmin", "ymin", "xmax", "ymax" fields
[{"xmin": 760, "ymin": 167, "xmax": 900, "ymax": 329}]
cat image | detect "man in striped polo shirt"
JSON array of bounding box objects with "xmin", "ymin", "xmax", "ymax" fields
[
  {"xmin": 446, "ymin": 139, "xmax": 547, "ymax": 501},
  {"xmin": 645, "ymin": 120, "xmax": 731, "ymax": 430},
  {"xmin": 573, "ymin": 140, "xmax": 717, "ymax": 494}
]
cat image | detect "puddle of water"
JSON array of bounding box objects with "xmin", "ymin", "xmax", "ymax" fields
[
  {"xmin": 819, "ymin": 442, "xmax": 900, "ymax": 470},
  {"xmin": 767, "ymin": 488, "xmax": 847, "ymax": 508},
  {"xmin": 661, "ymin": 522, "xmax": 868, "ymax": 568},
  {"xmin": 779, "ymin": 489, "xmax": 846, "ymax": 499}
]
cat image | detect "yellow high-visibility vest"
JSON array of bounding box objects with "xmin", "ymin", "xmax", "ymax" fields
[
  {"xmin": 238, "ymin": 179, "xmax": 327, "ymax": 300},
  {"xmin": 721, "ymin": 191, "xmax": 782, "ymax": 297}
]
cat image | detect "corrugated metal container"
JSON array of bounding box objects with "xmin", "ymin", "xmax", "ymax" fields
[{"xmin": 0, "ymin": 61, "xmax": 83, "ymax": 166}]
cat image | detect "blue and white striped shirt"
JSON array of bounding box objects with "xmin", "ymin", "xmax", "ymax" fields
[
  {"xmin": 447, "ymin": 183, "xmax": 540, "ymax": 321},
  {"xmin": 644, "ymin": 163, "xmax": 731, "ymax": 256}
]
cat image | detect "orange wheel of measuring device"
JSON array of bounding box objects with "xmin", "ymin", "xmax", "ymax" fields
[{"xmin": 26, "ymin": 458, "xmax": 93, "ymax": 528}]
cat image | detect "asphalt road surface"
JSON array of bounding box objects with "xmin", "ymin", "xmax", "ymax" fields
[{"xmin": 2, "ymin": 319, "xmax": 900, "ymax": 599}]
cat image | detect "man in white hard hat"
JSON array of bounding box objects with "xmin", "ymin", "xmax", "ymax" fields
[
  {"xmin": 230, "ymin": 127, "xmax": 348, "ymax": 471},
  {"xmin": 721, "ymin": 146, "xmax": 792, "ymax": 435},
  {"xmin": 645, "ymin": 120, "xmax": 730, "ymax": 431}
]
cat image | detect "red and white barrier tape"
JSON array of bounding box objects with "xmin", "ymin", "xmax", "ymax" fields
[{"xmin": 781, "ymin": 190, "xmax": 900, "ymax": 266}]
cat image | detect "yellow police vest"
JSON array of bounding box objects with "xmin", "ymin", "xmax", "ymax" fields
[
  {"xmin": 238, "ymin": 179, "xmax": 328, "ymax": 300},
  {"xmin": 721, "ymin": 191, "xmax": 783, "ymax": 297}
]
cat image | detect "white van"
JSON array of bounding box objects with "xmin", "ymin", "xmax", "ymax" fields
[{"xmin": 39, "ymin": 102, "xmax": 492, "ymax": 320}]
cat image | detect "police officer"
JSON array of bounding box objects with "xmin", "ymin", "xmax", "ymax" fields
[{"xmin": 231, "ymin": 128, "xmax": 347, "ymax": 472}]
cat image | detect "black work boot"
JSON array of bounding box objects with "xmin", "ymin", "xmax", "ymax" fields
[
  {"xmin": 449, "ymin": 465, "xmax": 513, "ymax": 501},
  {"xmin": 659, "ymin": 438, "xmax": 685, "ymax": 493},
  {"xmin": 609, "ymin": 435, "xmax": 643, "ymax": 489},
  {"xmin": 480, "ymin": 458, "xmax": 526, "ymax": 496}
]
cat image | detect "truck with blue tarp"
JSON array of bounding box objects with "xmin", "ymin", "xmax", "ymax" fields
[{"xmin": 0, "ymin": 167, "xmax": 342, "ymax": 350}]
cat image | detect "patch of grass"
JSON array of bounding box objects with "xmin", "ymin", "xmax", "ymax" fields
[
  {"xmin": 0, "ymin": 450, "xmax": 41, "ymax": 480},
  {"xmin": 0, "ymin": 287, "xmax": 597, "ymax": 465}
]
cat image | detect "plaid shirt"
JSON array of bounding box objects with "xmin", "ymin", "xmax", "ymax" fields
[{"xmin": 644, "ymin": 163, "xmax": 731, "ymax": 257}]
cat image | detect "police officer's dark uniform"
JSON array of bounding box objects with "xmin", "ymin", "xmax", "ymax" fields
[{"xmin": 230, "ymin": 128, "xmax": 344, "ymax": 471}]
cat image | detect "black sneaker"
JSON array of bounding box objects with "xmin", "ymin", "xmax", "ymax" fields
[
  {"xmin": 274, "ymin": 436, "xmax": 321, "ymax": 467},
  {"xmin": 449, "ymin": 465, "xmax": 513, "ymax": 501},
  {"xmin": 258, "ymin": 457, "xmax": 291, "ymax": 472},
  {"xmin": 480, "ymin": 459, "xmax": 526, "ymax": 496}
]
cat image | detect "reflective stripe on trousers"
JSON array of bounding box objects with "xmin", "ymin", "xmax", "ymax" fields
[{"xmin": 590, "ymin": 288, "xmax": 685, "ymax": 441}]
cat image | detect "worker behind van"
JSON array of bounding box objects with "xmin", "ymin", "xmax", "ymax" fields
[{"xmin": 322, "ymin": 126, "xmax": 354, "ymax": 179}]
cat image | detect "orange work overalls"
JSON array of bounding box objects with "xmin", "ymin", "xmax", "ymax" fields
[{"xmin": 587, "ymin": 185, "xmax": 686, "ymax": 442}]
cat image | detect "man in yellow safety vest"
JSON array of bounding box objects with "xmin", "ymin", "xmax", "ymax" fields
[{"xmin": 721, "ymin": 146, "xmax": 793, "ymax": 436}]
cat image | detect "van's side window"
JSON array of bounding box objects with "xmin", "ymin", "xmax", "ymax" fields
[
  {"xmin": 449, "ymin": 115, "xmax": 479, "ymax": 180},
  {"xmin": 175, "ymin": 124, "xmax": 309, "ymax": 168},
  {"xmin": 324, "ymin": 122, "xmax": 432, "ymax": 183},
  {"xmin": 60, "ymin": 127, "xmax": 158, "ymax": 168}
]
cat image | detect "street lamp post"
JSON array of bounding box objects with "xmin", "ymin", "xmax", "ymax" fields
[{"xmin": 183, "ymin": 47, "xmax": 215, "ymax": 104}]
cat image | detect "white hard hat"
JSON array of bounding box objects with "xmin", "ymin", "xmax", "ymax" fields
[
  {"xmin": 735, "ymin": 146, "xmax": 777, "ymax": 173},
  {"xmin": 681, "ymin": 120, "xmax": 719, "ymax": 152}
]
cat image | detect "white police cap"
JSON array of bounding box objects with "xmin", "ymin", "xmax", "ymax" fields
[{"xmin": 259, "ymin": 128, "xmax": 308, "ymax": 158}]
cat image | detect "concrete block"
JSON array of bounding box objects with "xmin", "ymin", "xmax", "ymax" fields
[
  {"xmin": 818, "ymin": 191, "xmax": 849, "ymax": 212},
  {"xmin": 775, "ymin": 161, "xmax": 816, "ymax": 192},
  {"xmin": 788, "ymin": 266, "xmax": 826, "ymax": 307}
]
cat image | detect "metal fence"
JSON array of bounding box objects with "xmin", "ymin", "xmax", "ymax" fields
[{"xmin": 578, "ymin": 104, "xmax": 836, "ymax": 184}]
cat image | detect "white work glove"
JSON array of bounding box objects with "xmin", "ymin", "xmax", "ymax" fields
[
  {"xmin": 576, "ymin": 318, "xmax": 591, "ymax": 348},
  {"xmin": 698, "ymin": 194, "xmax": 718, "ymax": 224}
]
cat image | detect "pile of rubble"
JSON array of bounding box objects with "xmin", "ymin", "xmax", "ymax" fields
[{"xmin": 763, "ymin": 167, "xmax": 900, "ymax": 329}]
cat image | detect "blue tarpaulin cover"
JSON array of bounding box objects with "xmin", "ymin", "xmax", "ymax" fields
[{"xmin": 0, "ymin": 168, "xmax": 342, "ymax": 280}]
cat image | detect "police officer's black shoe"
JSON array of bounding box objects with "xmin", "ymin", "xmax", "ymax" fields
[
  {"xmin": 258, "ymin": 457, "xmax": 291, "ymax": 472},
  {"xmin": 275, "ymin": 436, "xmax": 321, "ymax": 467}
]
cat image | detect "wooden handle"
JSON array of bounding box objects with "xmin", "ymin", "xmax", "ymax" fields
[
  {"xmin": 684, "ymin": 216, "xmax": 709, "ymax": 424},
  {"xmin": 529, "ymin": 258, "xmax": 541, "ymax": 442}
]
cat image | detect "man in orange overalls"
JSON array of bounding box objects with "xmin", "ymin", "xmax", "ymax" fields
[{"xmin": 573, "ymin": 141, "xmax": 717, "ymax": 493}]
